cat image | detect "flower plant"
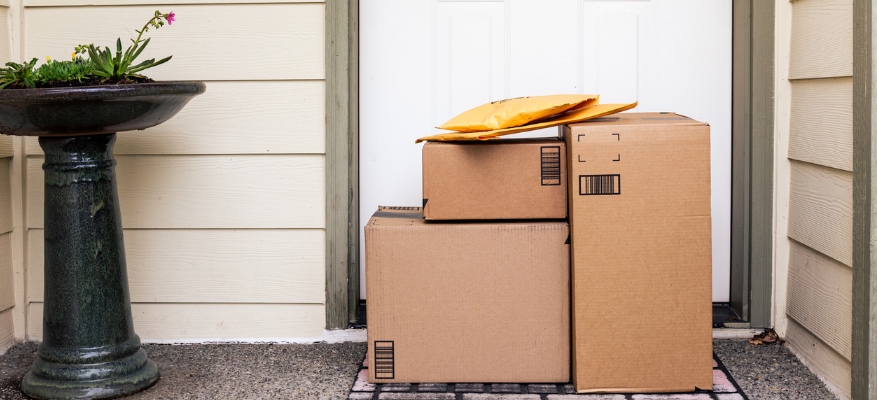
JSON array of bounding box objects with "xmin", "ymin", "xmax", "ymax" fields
[{"xmin": 0, "ymin": 10, "xmax": 175, "ymax": 89}]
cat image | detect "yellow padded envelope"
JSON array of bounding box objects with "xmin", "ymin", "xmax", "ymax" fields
[
  {"xmin": 437, "ymin": 94, "xmax": 599, "ymax": 132},
  {"xmin": 416, "ymin": 102, "xmax": 638, "ymax": 143}
]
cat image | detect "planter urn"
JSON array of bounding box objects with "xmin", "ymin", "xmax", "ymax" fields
[{"xmin": 0, "ymin": 81, "xmax": 206, "ymax": 399}]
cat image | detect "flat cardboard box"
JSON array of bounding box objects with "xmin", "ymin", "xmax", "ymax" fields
[
  {"xmin": 365, "ymin": 206, "xmax": 570, "ymax": 383},
  {"xmin": 563, "ymin": 113, "xmax": 713, "ymax": 393},
  {"xmin": 422, "ymin": 138, "xmax": 567, "ymax": 220}
]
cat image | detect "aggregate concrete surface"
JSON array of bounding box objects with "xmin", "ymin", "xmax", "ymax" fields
[
  {"xmin": 714, "ymin": 339, "xmax": 838, "ymax": 400},
  {"xmin": 0, "ymin": 339, "xmax": 840, "ymax": 400},
  {"xmin": 0, "ymin": 342, "xmax": 367, "ymax": 400}
]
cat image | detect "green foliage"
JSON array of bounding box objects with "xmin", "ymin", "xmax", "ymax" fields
[
  {"xmin": 0, "ymin": 10, "xmax": 174, "ymax": 89},
  {"xmin": 0, "ymin": 59, "xmax": 38, "ymax": 89},
  {"xmin": 85, "ymin": 37, "xmax": 171, "ymax": 81},
  {"xmin": 35, "ymin": 58, "xmax": 96, "ymax": 87}
]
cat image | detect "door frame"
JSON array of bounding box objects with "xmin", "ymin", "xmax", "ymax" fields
[
  {"xmin": 325, "ymin": 0, "xmax": 360, "ymax": 329},
  {"xmin": 327, "ymin": 0, "xmax": 773, "ymax": 330},
  {"xmin": 730, "ymin": 0, "xmax": 774, "ymax": 328}
]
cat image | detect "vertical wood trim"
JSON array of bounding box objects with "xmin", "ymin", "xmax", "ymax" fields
[
  {"xmin": 731, "ymin": 0, "xmax": 752, "ymax": 321},
  {"xmin": 852, "ymin": 0, "xmax": 877, "ymax": 397},
  {"xmin": 347, "ymin": 0, "xmax": 360, "ymax": 322},
  {"xmin": 326, "ymin": 0, "xmax": 355, "ymax": 329},
  {"xmin": 773, "ymin": 0, "xmax": 794, "ymax": 338},
  {"xmin": 730, "ymin": 1, "xmax": 752, "ymax": 321},
  {"xmin": 750, "ymin": 0, "xmax": 776, "ymax": 328}
]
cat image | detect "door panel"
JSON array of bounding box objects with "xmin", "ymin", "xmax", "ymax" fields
[{"xmin": 361, "ymin": 0, "xmax": 732, "ymax": 301}]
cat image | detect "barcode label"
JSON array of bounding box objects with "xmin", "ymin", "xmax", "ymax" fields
[
  {"xmin": 579, "ymin": 174, "xmax": 621, "ymax": 195},
  {"xmin": 541, "ymin": 146, "xmax": 561, "ymax": 186},
  {"xmin": 374, "ymin": 341, "xmax": 395, "ymax": 379}
]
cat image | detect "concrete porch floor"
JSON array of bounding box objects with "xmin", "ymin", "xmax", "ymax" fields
[{"xmin": 0, "ymin": 339, "xmax": 836, "ymax": 400}]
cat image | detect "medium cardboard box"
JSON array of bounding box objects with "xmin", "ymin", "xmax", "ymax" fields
[
  {"xmin": 563, "ymin": 113, "xmax": 713, "ymax": 393},
  {"xmin": 365, "ymin": 206, "xmax": 570, "ymax": 383},
  {"xmin": 422, "ymin": 138, "xmax": 567, "ymax": 220}
]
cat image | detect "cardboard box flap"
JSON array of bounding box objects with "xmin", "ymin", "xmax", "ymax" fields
[
  {"xmin": 568, "ymin": 112, "xmax": 708, "ymax": 128},
  {"xmin": 368, "ymin": 206, "xmax": 425, "ymax": 226}
]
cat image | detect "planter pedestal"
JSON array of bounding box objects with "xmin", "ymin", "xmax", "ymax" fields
[
  {"xmin": 21, "ymin": 133, "xmax": 159, "ymax": 399},
  {"xmin": 0, "ymin": 81, "xmax": 206, "ymax": 399}
]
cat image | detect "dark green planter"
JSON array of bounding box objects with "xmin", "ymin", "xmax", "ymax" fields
[{"xmin": 0, "ymin": 82, "xmax": 205, "ymax": 399}]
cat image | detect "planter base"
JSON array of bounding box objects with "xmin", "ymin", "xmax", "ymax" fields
[{"xmin": 21, "ymin": 352, "xmax": 158, "ymax": 399}]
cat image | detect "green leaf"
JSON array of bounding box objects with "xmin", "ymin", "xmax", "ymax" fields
[
  {"xmin": 129, "ymin": 37, "xmax": 150, "ymax": 64},
  {"xmin": 127, "ymin": 55, "xmax": 170, "ymax": 74}
]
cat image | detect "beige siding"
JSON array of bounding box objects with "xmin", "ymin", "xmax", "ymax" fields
[
  {"xmin": 25, "ymin": 81, "xmax": 326, "ymax": 156},
  {"xmin": 779, "ymin": 0, "xmax": 854, "ymax": 395},
  {"xmin": 0, "ymin": 7, "xmax": 9, "ymax": 64},
  {"xmin": 0, "ymin": 160, "xmax": 10, "ymax": 235},
  {"xmin": 27, "ymin": 229, "xmax": 326, "ymax": 304},
  {"xmin": 0, "ymin": 138, "xmax": 10, "ymax": 158},
  {"xmin": 26, "ymin": 0, "xmax": 316, "ymax": 5},
  {"xmin": 789, "ymin": 77, "xmax": 853, "ymax": 171},
  {"xmin": 24, "ymin": 5, "xmax": 325, "ymax": 81},
  {"xmin": 0, "ymin": 1, "xmax": 18, "ymax": 354},
  {"xmin": 0, "ymin": 3, "xmax": 13, "ymax": 346},
  {"xmin": 18, "ymin": 2, "xmax": 329, "ymax": 341},
  {"xmin": 787, "ymin": 240, "xmax": 852, "ymax": 360},
  {"xmin": 787, "ymin": 318, "xmax": 852, "ymax": 397},
  {"xmin": 0, "ymin": 309, "xmax": 12, "ymax": 354},
  {"xmin": 787, "ymin": 161, "xmax": 853, "ymax": 266},
  {"xmin": 27, "ymin": 303, "xmax": 326, "ymax": 341},
  {"xmin": 789, "ymin": 0, "xmax": 852, "ymax": 79},
  {"xmin": 0, "ymin": 233, "xmax": 12, "ymax": 312},
  {"xmin": 26, "ymin": 155, "xmax": 325, "ymax": 229}
]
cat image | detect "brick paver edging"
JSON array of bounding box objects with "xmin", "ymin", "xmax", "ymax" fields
[{"xmin": 348, "ymin": 354, "xmax": 749, "ymax": 400}]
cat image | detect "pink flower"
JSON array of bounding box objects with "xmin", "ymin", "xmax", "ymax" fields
[{"xmin": 166, "ymin": 12, "xmax": 175, "ymax": 25}]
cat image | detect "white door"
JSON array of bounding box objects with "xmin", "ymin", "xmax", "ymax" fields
[{"xmin": 360, "ymin": 0, "xmax": 732, "ymax": 302}]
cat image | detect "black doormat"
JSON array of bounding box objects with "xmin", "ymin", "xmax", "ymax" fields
[{"xmin": 348, "ymin": 352, "xmax": 749, "ymax": 400}]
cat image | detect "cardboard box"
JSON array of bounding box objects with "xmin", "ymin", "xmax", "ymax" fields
[
  {"xmin": 422, "ymin": 138, "xmax": 567, "ymax": 220},
  {"xmin": 365, "ymin": 206, "xmax": 570, "ymax": 383},
  {"xmin": 563, "ymin": 113, "xmax": 713, "ymax": 393}
]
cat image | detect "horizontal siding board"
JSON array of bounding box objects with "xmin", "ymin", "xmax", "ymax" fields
[
  {"xmin": 0, "ymin": 8, "xmax": 8, "ymax": 64},
  {"xmin": 787, "ymin": 240, "xmax": 853, "ymax": 360},
  {"xmin": 0, "ymin": 159, "xmax": 11, "ymax": 234},
  {"xmin": 27, "ymin": 155, "xmax": 325, "ymax": 229},
  {"xmin": 0, "ymin": 309, "xmax": 13, "ymax": 355},
  {"xmin": 786, "ymin": 317, "xmax": 852, "ymax": 397},
  {"xmin": 27, "ymin": 228, "xmax": 326, "ymax": 303},
  {"xmin": 28, "ymin": 303, "xmax": 326, "ymax": 341},
  {"xmin": 789, "ymin": 0, "xmax": 853, "ymax": 79},
  {"xmin": 24, "ymin": 4, "xmax": 325, "ymax": 81},
  {"xmin": 789, "ymin": 77, "xmax": 853, "ymax": 171},
  {"xmin": 0, "ymin": 233, "xmax": 12, "ymax": 312},
  {"xmin": 25, "ymin": 81, "xmax": 326, "ymax": 156},
  {"xmin": 788, "ymin": 161, "xmax": 853, "ymax": 266},
  {"xmin": 0, "ymin": 136, "xmax": 11, "ymax": 158},
  {"xmin": 26, "ymin": 0, "xmax": 323, "ymax": 6}
]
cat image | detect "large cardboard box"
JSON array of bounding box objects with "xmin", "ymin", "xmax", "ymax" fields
[
  {"xmin": 365, "ymin": 206, "xmax": 570, "ymax": 383},
  {"xmin": 563, "ymin": 113, "xmax": 713, "ymax": 393},
  {"xmin": 422, "ymin": 138, "xmax": 567, "ymax": 220}
]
